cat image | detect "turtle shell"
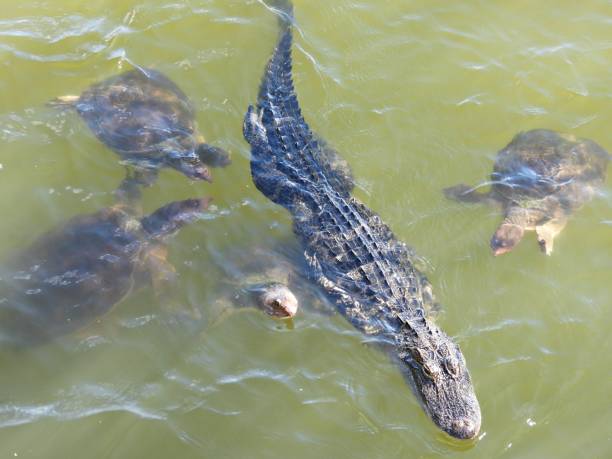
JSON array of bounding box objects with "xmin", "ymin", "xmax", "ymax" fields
[
  {"xmin": 0, "ymin": 206, "xmax": 147, "ymax": 345},
  {"xmin": 75, "ymin": 68, "xmax": 198, "ymax": 161},
  {"xmin": 490, "ymin": 129, "xmax": 609, "ymax": 210}
]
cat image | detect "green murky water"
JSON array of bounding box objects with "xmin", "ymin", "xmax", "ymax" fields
[{"xmin": 1, "ymin": 0, "xmax": 611, "ymax": 457}]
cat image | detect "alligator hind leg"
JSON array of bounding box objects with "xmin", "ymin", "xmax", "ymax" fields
[
  {"xmin": 419, "ymin": 275, "xmax": 442, "ymax": 318},
  {"xmin": 536, "ymin": 217, "xmax": 567, "ymax": 255},
  {"xmin": 313, "ymin": 136, "xmax": 354, "ymax": 194}
]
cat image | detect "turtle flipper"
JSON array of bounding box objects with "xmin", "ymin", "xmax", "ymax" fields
[
  {"xmin": 141, "ymin": 197, "xmax": 211, "ymax": 238},
  {"xmin": 121, "ymin": 161, "xmax": 160, "ymax": 186},
  {"xmin": 132, "ymin": 168, "xmax": 159, "ymax": 186},
  {"xmin": 115, "ymin": 171, "xmax": 144, "ymax": 214},
  {"xmin": 206, "ymin": 299, "xmax": 238, "ymax": 329},
  {"xmin": 146, "ymin": 244, "xmax": 202, "ymax": 322},
  {"xmin": 146, "ymin": 245, "xmax": 177, "ymax": 290},
  {"xmin": 536, "ymin": 217, "xmax": 567, "ymax": 256},
  {"xmin": 444, "ymin": 184, "xmax": 495, "ymax": 204},
  {"xmin": 197, "ymin": 143, "xmax": 232, "ymax": 168},
  {"xmin": 47, "ymin": 94, "xmax": 80, "ymax": 108}
]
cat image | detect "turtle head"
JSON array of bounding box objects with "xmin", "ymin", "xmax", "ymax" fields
[
  {"xmin": 248, "ymin": 282, "xmax": 298, "ymax": 318},
  {"xmin": 490, "ymin": 223, "xmax": 524, "ymax": 256},
  {"xmin": 141, "ymin": 197, "xmax": 211, "ymax": 238},
  {"xmin": 164, "ymin": 150, "xmax": 212, "ymax": 182},
  {"xmin": 158, "ymin": 137, "xmax": 212, "ymax": 182}
]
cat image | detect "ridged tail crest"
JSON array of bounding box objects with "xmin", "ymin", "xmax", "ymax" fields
[
  {"xmin": 266, "ymin": 0, "xmax": 294, "ymax": 32},
  {"xmin": 244, "ymin": 2, "xmax": 354, "ymax": 207}
]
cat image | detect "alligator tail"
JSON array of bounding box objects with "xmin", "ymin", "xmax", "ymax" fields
[
  {"xmin": 244, "ymin": 1, "xmax": 310, "ymax": 204},
  {"xmin": 244, "ymin": 1, "xmax": 354, "ymax": 208},
  {"xmin": 267, "ymin": 0, "xmax": 294, "ymax": 32}
]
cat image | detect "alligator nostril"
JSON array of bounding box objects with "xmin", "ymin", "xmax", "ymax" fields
[{"xmin": 450, "ymin": 417, "xmax": 480, "ymax": 440}]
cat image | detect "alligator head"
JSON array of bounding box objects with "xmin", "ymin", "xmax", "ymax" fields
[{"xmin": 396, "ymin": 319, "xmax": 481, "ymax": 440}]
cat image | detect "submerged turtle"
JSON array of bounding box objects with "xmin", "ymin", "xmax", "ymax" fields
[
  {"xmin": 207, "ymin": 245, "xmax": 301, "ymax": 326},
  {"xmin": 445, "ymin": 129, "xmax": 609, "ymax": 255},
  {"xmin": 0, "ymin": 193, "xmax": 209, "ymax": 346},
  {"xmin": 50, "ymin": 67, "xmax": 230, "ymax": 184}
]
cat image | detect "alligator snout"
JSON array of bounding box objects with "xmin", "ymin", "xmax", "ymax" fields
[{"xmin": 449, "ymin": 417, "xmax": 480, "ymax": 440}]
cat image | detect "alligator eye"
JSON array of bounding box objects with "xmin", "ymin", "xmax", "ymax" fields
[
  {"xmin": 422, "ymin": 363, "xmax": 440, "ymax": 381},
  {"xmin": 410, "ymin": 348, "xmax": 425, "ymax": 365},
  {"xmin": 444, "ymin": 357, "xmax": 460, "ymax": 379}
]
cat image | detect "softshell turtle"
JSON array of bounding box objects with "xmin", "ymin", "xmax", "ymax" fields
[
  {"xmin": 445, "ymin": 129, "xmax": 609, "ymax": 255},
  {"xmin": 207, "ymin": 245, "xmax": 301, "ymax": 326},
  {"xmin": 0, "ymin": 195, "xmax": 209, "ymax": 346},
  {"xmin": 50, "ymin": 67, "xmax": 230, "ymax": 184}
]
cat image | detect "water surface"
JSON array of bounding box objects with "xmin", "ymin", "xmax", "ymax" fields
[{"xmin": 0, "ymin": 0, "xmax": 611, "ymax": 457}]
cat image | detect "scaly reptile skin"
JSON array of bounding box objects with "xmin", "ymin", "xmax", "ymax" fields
[{"xmin": 243, "ymin": 6, "xmax": 481, "ymax": 440}]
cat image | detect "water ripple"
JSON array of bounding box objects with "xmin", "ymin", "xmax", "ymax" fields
[
  {"xmin": 301, "ymin": 397, "xmax": 337, "ymax": 406},
  {"xmin": 164, "ymin": 370, "xmax": 218, "ymax": 395},
  {"xmin": 0, "ymin": 5, "xmax": 244, "ymax": 64},
  {"xmin": 216, "ymin": 368, "xmax": 292, "ymax": 385},
  {"xmin": 0, "ymin": 109, "xmax": 65, "ymax": 144},
  {"xmin": 0, "ymin": 383, "xmax": 166, "ymax": 428},
  {"xmin": 465, "ymin": 318, "xmax": 543, "ymax": 338},
  {"xmin": 0, "ymin": 42, "xmax": 101, "ymax": 62},
  {"xmin": 0, "ymin": 15, "xmax": 117, "ymax": 43}
]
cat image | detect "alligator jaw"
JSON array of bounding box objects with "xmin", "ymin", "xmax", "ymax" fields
[{"xmin": 415, "ymin": 368, "xmax": 481, "ymax": 440}]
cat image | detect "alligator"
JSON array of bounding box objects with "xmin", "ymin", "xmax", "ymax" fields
[{"xmin": 243, "ymin": 3, "xmax": 481, "ymax": 440}]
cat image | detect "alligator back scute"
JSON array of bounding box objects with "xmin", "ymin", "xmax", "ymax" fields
[{"xmin": 294, "ymin": 192, "xmax": 426, "ymax": 333}]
